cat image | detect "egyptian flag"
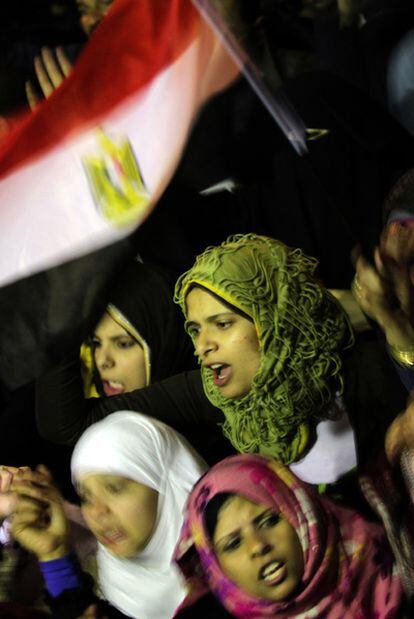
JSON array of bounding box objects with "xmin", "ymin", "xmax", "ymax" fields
[{"xmin": 0, "ymin": 0, "xmax": 240, "ymax": 389}]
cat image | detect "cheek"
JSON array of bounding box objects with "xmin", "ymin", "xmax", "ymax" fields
[
  {"xmin": 246, "ymin": 331, "xmax": 260, "ymax": 352},
  {"xmin": 290, "ymin": 535, "xmax": 304, "ymax": 577},
  {"xmin": 130, "ymin": 358, "xmax": 148, "ymax": 388},
  {"xmin": 119, "ymin": 350, "xmax": 146, "ymax": 377},
  {"xmin": 132, "ymin": 347, "xmax": 145, "ymax": 365},
  {"xmin": 235, "ymin": 327, "xmax": 260, "ymax": 355},
  {"xmin": 278, "ymin": 526, "xmax": 304, "ymax": 575},
  {"xmin": 228, "ymin": 332, "xmax": 255, "ymax": 354},
  {"xmin": 118, "ymin": 496, "xmax": 158, "ymax": 541},
  {"xmin": 80, "ymin": 507, "xmax": 98, "ymax": 532},
  {"xmin": 219, "ymin": 553, "xmax": 251, "ymax": 587}
]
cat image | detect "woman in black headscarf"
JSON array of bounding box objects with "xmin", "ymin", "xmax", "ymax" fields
[{"xmin": 81, "ymin": 260, "xmax": 196, "ymax": 398}]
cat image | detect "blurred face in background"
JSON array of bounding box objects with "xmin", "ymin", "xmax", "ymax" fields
[
  {"xmin": 76, "ymin": 0, "xmax": 113, "ymax": 35},
  {"xmin": 92, "ymin": 312, "xmax": 147, "ymax": 396},
  {"xmin": 78, "ymin": 473, "xmax": 158, "ymax": 557}
]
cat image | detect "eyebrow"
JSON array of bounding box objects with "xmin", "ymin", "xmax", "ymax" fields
[
  {"xmin": 214, "ymin": 508, "xmax": 274, "ymax": 548},
  {"xmin": 93, "ymin": 333, "xmax": 134, "ymax": 341},
  {"xmin": 78, "ymin": 474, "xmax": 125, "ymax": 491},
  {"xmin": 185, "ymin": 311, "xmax": 236, "ymax": 330}
]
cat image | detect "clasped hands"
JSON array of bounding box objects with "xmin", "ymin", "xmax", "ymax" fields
[
  {"xmin": 353, "ymin": 222, "xmax": 414, "ymax": 464},
  {"xmin": 0, "ymin": 464, "xmax": 70, "ymax": 562}
]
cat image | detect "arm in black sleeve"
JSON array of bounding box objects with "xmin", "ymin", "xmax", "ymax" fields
[
  {"xmin": 36, "ymin": 357, "xmax": 231, "ymax": 464},
  {"xmin": 390, "ymin": 356, "xmax": 414, "ymax": 393},
  {"xmin": 342, "ymin": 334, "xmax": 409, "ymax": 468},
  {"xmin": 36, "ymin": 354, "xmax": 89, "ymax": 446},
  {"xmin": 47, "ymin": 573, "xmax": 127, "ymax": 619}
]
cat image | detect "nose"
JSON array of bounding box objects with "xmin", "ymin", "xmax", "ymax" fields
[
  {"xmin": 94, "ymin": 344, "xmax": 114, "ymax": 370},
  {"xmin": 246, "ymin": 531, "xmax": 273, "ymax": 559},
  {"xmin": 194, "ymin": 329, "xmax": 218, "ymax": 359},
  {"xmin": 87, "ymin": 498, "xmax": 111, "ymax": 521}
]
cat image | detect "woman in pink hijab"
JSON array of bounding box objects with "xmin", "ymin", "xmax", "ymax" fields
[{"xmin": 174, "ymin": 454, "xmax": 406, "ymax": 618}]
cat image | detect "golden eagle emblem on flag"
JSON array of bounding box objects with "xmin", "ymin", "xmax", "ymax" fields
[{"xmin": 83, "ymin": 129, "xmax": 150, "ymax": 227}]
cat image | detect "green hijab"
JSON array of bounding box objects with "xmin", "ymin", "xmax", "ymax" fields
[{"xmin": 175, "ymin": 234, "xmax": 354, "ymax": 464}]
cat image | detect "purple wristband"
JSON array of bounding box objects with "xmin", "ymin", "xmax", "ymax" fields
[{"xmin": 39, "ymin": 553, "xmax": 82, "ymax": 598}]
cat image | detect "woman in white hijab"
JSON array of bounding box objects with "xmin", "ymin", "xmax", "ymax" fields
[{"xmin": 11, "ymin": 411, "xmax": 207, "ymax": 619}]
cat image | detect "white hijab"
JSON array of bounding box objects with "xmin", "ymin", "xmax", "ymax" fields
[{"xmin": 71, "ymin": 411, "xmax": 207, "ymax": 619}]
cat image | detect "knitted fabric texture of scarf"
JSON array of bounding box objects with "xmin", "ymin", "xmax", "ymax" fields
[{"xmin": 175, "ymin": 234, "xmax": 353, "ymax": 464}]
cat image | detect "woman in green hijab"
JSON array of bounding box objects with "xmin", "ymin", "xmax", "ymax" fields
[
  {"xmin": 174, "ymin": 233, "xmax": 353, "ymax": 465},
  {"xmin": 37, "ymin": 234, "xmax": 407, "ymax": 480}
]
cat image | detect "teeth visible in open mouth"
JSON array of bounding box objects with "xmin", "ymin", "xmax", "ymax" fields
[
  {"xmin": 108, "ymin": 380, "xmax": 123, "ymax": 388},
  {"xmin": 261, "ymin": 561, "xmax": 283, "ymax": 581},
  {"xmin": 103, "ymin": 529, "xmax": 123, "ymax": 539},
  {"xmin": 210, "ymin": 364, "xmax": 224, "ymax": 377}
]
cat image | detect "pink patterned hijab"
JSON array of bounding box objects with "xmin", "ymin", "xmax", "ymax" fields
[{"xmin": 174, "ymin": 454, "xmax": 403, "ymax": 618}]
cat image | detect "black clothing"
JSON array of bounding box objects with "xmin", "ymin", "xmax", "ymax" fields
[
  {"xmin": 0, "ymin": 381, "xmax": 75, "ymax": 500},
  {"xmin": 313, "ymin": 0, "xmax": 414, "ymax": 109},
  {"xmin": 134, "ymin": 72, "xmax": 414, "ymax": 288},
  {"xmin": 47, "ymin": 575, "xmax": 230, "ymax": 619},
  {"xmin": 341, "ymin": 333, "xmax": 408, "ymax": 468},
  {"xmin": 37, "ymin": 333, "xmax": 407, "ymax": 471},
  {"xmin": 104, "ymin": 261, "xmax": 197, "ymax": 384},
  {"xmin": 1, "ymin": 235, "xmax": 135, "ymax": 391},
  {"xmin": 37, "ymin": 360, "xmax": 232, "ymax": 467},
  {"xmin": 175, "ymin": 592, "xmax": 233, "ymax": 618},
  {"xmin": 47, "ymin": 576, "xmax": 129, "ymax": 619}
]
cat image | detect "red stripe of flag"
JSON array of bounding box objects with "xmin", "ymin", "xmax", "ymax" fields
[{"xmin": 0, "ymin": 0, "xmax": 200, "ymax": 175}]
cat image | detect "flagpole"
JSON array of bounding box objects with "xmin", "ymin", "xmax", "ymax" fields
[{"xmin": 192, "ymin": 0, "xmax": 308, "ymax": 156}]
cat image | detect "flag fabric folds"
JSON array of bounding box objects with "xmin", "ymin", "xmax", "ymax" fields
[{"xmin": 0, "ymin": 0, "xmax": 238, "ymax": 388}]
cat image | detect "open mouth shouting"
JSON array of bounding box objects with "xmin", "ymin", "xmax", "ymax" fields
[
  {"xmin": 102, "ymin": 380, "xmax": 125, "ymax": 396},
  {"xmin": 259, "ymin": 560, "xmax": 288, "ymax": 587},
  {"xmin": 98, "ymin": 527, "xmax": 127, "ymax": 547},
  {"xmin": 208, "ymin": 363, "xmax": 232, "ymax": 388}
]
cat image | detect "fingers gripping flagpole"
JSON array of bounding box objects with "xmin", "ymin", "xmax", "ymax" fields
[{"xmin": 192, "ymin": 0, "xmax": 308, "ymax": 156}]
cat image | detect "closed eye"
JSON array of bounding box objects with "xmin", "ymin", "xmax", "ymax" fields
[{"xmin": 105, "ymin": 483, "xmax": 123, "ymax": 494}]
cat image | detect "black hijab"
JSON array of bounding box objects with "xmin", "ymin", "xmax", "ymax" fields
[{"xmin": 85, "ymin": 260, "xmax": 196, "ymax": 392}]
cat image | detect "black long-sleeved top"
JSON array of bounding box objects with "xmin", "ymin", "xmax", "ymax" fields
[
  {"xmin": 44, "ymin": 562, "xmax": 228, "ymax": 619},
  {"xmin": 36, "ymin": 333, "xmax": 408, "ymax": 471},
  {"xmin": 36, "ymin": 362, "xmax": 233, "ymax": 465}
]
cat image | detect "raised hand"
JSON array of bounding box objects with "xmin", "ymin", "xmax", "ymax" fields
[
  {"xmin": 11, "ymin": 465, "xmax": 71, "ymax": 561},
  {"xmin": 337, "ymin": 0, "xmax": 366, "ymax": 27},
  {"xmin": 26, "ymin": 47, "xmax": 72, "ymax": 110},
  {"xmin": 353, "ymin": 245, "xmax": 414, "ymax": 351},
  {"xmin": 386, "ymin": 398, "xmax": 414, "ymax": 464},
  {"xmin": 77, "ymin": 604, "xmax": 109, "ymax": 619},
  {"xmin": 0, "ymin": 465, "xmax": 30, "ymax": 519},
  {"xmin": 77, "ymin": 0, "xmax": 113, "ymax": 36},
  {"xmin": 379, "ymin": 222, "xmax": 414, "ymax": 319}
]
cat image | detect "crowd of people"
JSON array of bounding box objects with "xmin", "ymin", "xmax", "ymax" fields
[{"xmin": 3, "ymin": 0, "xmax": 414, "ymax": 617}]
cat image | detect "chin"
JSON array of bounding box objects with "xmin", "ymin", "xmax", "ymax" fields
[
  {"xmin": 107, "ymin": 545, "xmax": 134, "ymax": 559},
  {"xmin": 222, "ymin": 387, "xmax": 251, "ymax": 400},
  {"xmin": 110, "ymin": 541, "xmax": 147, "ymax": 559},
  {"xmin": 267, "ymin": 582, "xmax": 300, "ymax": 603}
]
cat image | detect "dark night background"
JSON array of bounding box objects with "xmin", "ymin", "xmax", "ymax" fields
[{"xmin": 0, "ymin": 0, "xmax": 85, "ymax": 114}]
